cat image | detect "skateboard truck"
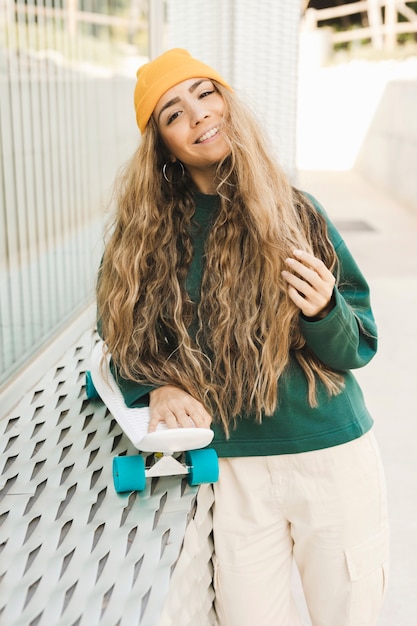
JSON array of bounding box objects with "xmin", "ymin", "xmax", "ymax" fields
[{"xmin": 86, "ymin": 341, "xmax": 219, "ymax": 493}]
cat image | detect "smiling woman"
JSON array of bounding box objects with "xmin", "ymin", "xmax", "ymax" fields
[
  {"xmin": 96, "ymin": 48, "xmax": 389, "ymax": 626},
  {"xmin": 154, "ymin": 78, "xmax": 230, "ymax": 194}
]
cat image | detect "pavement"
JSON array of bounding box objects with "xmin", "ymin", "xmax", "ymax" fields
[{"xmin": 293, "ymin": 169, "xmax": 417, "ymax": 626}]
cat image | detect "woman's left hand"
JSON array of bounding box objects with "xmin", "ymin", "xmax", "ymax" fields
[{"xmin": 281, "ymin": 249, "xmax": 336, "ymax": 320}]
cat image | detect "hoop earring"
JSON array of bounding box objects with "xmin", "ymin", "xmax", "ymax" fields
[{"xmin": 162, "ymin": 161, "xmax": 185, "ymax": 184}]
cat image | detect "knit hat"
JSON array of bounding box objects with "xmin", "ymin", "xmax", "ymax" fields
[{"xmin": 134, "ymin": 48, "xmax": 232, "ymax": 133}]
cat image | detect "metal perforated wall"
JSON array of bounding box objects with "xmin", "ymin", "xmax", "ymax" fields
[{"xmin": 0, "ymin": 330, "xmax": 216, "ymax": 625}]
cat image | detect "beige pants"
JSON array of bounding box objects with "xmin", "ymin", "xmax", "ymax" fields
[{"xmin": 212, "ymin": 431, "xmax": 389, "ymax": 626}]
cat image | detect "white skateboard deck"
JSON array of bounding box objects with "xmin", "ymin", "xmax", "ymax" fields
[{"xmin": 89, "ymin": 341, "xmax": 214, "ymax": 454}]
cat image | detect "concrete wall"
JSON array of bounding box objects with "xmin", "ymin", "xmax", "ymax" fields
[
  {"xmin": 297, "ymin": 53, "xmax": 417, "ymax": 213},
  {"xmin": 355, "ymin": 80, "xmax": 417, "ymax": 213}
]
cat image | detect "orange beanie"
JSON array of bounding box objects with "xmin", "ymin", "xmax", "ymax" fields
[{"xmin": 134, "ymin": 48, "xmax": 232, "ymax": 133}]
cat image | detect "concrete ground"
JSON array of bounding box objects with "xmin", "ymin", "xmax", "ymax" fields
[{"xmin": 292, "ymin": 169, "xmax": 417, "ymax": 626}]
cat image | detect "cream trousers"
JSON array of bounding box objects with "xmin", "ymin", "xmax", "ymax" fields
[{"xmin": 212, "ymin": 431, "xmax": 389, "ymax": 626}]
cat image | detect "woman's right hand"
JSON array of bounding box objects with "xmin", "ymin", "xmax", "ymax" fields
[{"xmin": 148, "ymin": 385, "xmax": 212, "ymax": 432}]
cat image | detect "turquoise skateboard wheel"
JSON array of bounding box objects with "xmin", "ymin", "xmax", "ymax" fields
[
  {"xmin": 186, "ymin": 448, "xmax": 219, "ymax": 486},
  {"xmin": 113, "ymin": 455, "xmax": 146, "ymax": 493},
  {"xmin": 85, "ymin": 370, "xmax": 100, "ymax": 399}
]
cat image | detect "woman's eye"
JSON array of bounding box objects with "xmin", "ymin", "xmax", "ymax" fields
[
  {"xmin": 167, "ymin": 111, "xmax": 181, "ymax": 125},
  {"xmin": 200, "ymin": 90, "xmax": 215, "ymax": 98}
]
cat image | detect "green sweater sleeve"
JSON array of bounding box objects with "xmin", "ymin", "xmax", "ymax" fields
[
  {"xmin": 299, "ymin": 193, "xmax": 377, "ymax": 370},
  {"xmin": 109, "ymin": 360, "xmax": 157, "ymax": 408}
]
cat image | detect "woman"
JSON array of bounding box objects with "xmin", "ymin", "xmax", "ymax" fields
[{"xmin": 97, "ymin": 48, "xmax": 389, "ymax": 626}]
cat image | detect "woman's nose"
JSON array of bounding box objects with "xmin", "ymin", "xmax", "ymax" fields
[{"xmin": 190, "ymin": 103, "xmax": 209, "ymax": 126}]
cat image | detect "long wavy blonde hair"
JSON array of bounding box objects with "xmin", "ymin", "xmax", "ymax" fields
[{"xmin": 97, "ymin": 82, "xmax": 344, "ymax": 436}]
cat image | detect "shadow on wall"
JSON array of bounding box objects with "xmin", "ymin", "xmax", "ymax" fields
[{"xmin": 354, "ymin": 80, "xmax": 417, "ymax": 213}]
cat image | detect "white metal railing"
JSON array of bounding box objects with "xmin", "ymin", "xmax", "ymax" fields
[
  {"xmin": 11, "ymin": 1, "xmax": 147, "ymax": 32},
  {"xmin": 303, "ymin": 0, "xmax": 417, "ymax": 50}
]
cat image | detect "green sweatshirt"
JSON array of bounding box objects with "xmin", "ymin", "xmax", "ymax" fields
[{"xmin": 110, "ymin": 192, "xmax": 376, "ymax": 457}]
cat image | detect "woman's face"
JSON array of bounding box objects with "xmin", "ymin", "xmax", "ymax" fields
[{"xmin": 153, "ymin": 77, "xmax": 230, "ymax": 193}]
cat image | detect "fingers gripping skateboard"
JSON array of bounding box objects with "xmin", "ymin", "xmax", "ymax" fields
[{"xmin": 86, "ymin": 341, "xmax": 219, "ymax": 493}]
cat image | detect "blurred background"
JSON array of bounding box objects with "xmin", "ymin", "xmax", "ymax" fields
[{"xmin": 1, "ymin": 2, "xmax": 416, "ymax": 623}]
